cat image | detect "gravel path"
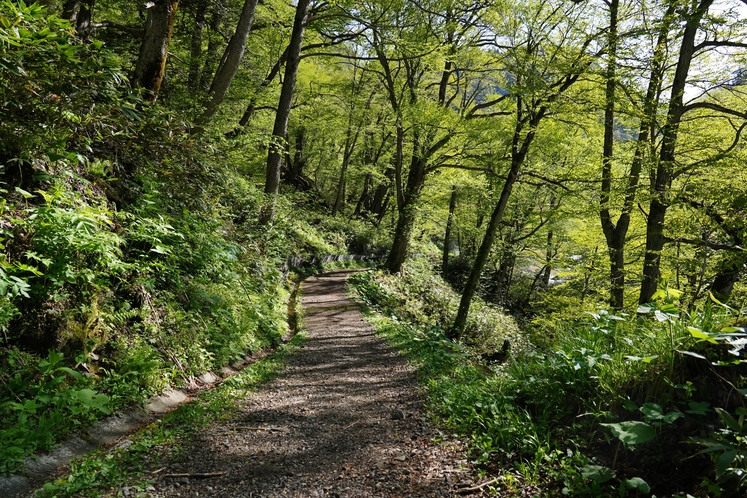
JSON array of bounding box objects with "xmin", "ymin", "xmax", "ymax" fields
[{"xmin": 149, "ymin": 269, "xmax": 477, "ymax": 498}]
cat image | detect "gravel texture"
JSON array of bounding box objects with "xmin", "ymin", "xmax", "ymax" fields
[{"xmin": 134, "ymin": 269, "xmax": 479, "ymax": 497}]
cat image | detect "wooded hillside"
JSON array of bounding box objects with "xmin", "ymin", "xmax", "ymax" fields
[{"xmin": 1, "ymin": 0, "xmax": 747, "ymax": 495}]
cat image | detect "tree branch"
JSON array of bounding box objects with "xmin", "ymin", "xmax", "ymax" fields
[{"xmin": 664, "ymin": 237, "xmax": 745, "ymax": 252}]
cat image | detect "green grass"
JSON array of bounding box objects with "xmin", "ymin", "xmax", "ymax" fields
[{"xmin": 349, "ymin": 267, "xmax": 747, "ymax": 497}]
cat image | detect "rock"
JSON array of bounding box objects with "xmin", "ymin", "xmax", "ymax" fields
[
  {"xmin": 0, "ymin": 475, "xmax": 31, "ymax": 498},
  {"xmin": 391, "ymin": 409, "xmax": 405, "ymax": 420},
  {"xmin": 145, "ymin": 389, "xmax": 188, "ymax": 414},
  {"xmin": 198, "ymin": 371, "xmax": 220, "ymax": 385}
]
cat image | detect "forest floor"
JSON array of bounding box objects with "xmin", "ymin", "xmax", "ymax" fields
[{"xmin": 102, "ymin": 269, "xmax": 484, "ymax": 497}]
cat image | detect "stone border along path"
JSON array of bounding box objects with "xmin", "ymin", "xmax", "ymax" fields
[
  {"xmin": 0, "ymin": 283, "xmax": 303, "ymax": 498},
  {"xmin": 8, "ymin": 270, "xmax": 487, "ymax": 497}
]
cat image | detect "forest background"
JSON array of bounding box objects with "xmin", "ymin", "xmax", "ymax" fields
[{"xmin": 1, "ymin": 0, "xmax": 747, "ymax": 495}]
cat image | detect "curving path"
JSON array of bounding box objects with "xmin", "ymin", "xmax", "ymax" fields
[{"xmin": 147, "ymin": 269, "xmax": 477, "ymax": 497}]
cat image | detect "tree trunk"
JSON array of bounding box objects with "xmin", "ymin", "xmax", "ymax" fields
[
  {"xmin": 260, "ymin": 0, "xmax": 311, "ymax": 223},
  {"xmin": 236, "ymin": 46, "xmax": 289, "ymax": 128},
  {"xmin": 198, "ymin": 0, "xmax": 259, "ymax": 123},
  {"xmin": 450, "ymin": 90, "xmax": 548, "ymax": 339},
  {"xmin": 639, "ymin": 0, "xmax": 714, "ymax": 304},
  {"xmin": 600, "ymin": 2, "xmax": 673, "ymax": 310},
  {"xmin": 541, "ymin": 229, "xmax": 554, "ymax": 289},
  {"xmin": 201, "ymin": 2, "xmax": 224, "ymax": 91},
  {"xmin": 442, "ymin": 185, "xmax": 457, "ymax": 279},
  {"xmin": 285, "ymin": 127, "xmax": 311, "ymax": 190},
  {"xmin": 62, "ymin": 0, "xmax": 80, "ymax": 21},
  {"xmin": 133, "ymin": 0, "xmax": 180, "ymax": 103},
  {"xmin": 188, "ymin": 1, "xmax": 208, "ymax": 91},
  {"xmin": 709, "ymin": 253, "xmax": 747, "ymax": 302},
  {"xmin": 333, "ymin": 123, "xmax": 360, "ymax": 215},
  {"xmin": 76, "ymin": 0, "xmax": 94, "ymax": 41},
  {"xmin": 385, "ymin": 140, "xmax": 427, "ymax": 273},
  {"xmin": 450, "ymin": 153, "xmax": 524, "ymax": 338},
  {"xmin": 354, "ymin": 173, "xmax": 372, "ymax": 218}
]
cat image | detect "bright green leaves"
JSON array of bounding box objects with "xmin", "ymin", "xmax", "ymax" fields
[{"xmin": 73, "ymin": 389, "xmax": 111, "ymax": 415}]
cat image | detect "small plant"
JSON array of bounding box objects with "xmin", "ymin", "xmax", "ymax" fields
[
  {"xmin": 0, "ymin": 350, "xmax": 111, "ymax": 473},
  {"xmin": 693, "ymin": 407, "xmax": 747, "ymax": 493}
]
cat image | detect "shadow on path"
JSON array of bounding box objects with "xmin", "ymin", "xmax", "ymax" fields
[{"xmin": 149, "ymin": 270, "xmax": 476, "ymax": 498}]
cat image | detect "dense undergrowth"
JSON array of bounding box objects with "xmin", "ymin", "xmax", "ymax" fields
[
  {"xmin": 351, "ymin": 265, "xmax": 747, "ymax": 497},
  {"xmin": 0, "ymin": 3, "xmax": 386, "ymax": 475}
]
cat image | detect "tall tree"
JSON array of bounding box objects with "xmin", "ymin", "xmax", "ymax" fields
[
  {"xmin": 637, "ymin": 0, "xmax": 747, "ymax": 303},
  {"xmin": 133, "ymin": 0, "xmax": 180, "ymax": 102},
  {"xmin": 450, "ymin": 0, "xmax": 599, "ymax": 338},
  {"xmin": 598, "ymin": 0, "xmax": 674, "ymax": 309},
  {"xmin": 188, "ymin": 0, "xmax": 209, "ymax": 91},
  {"xmin": 261, "ymin": 0, "xmax": 312, "ymax": 223},
  {"xmin": 198, "ymin": 0, "xmax": 259, "ymax": 123}
]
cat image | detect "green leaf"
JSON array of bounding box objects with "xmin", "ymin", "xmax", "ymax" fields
[
  {"xmin": 715, "ymin": 449, "xmax": 737, "ymax": 478},
  {"xmin": 720, "ymin": 326, "xmax": 745, "ymax": 333},
  {"xmin": 662, "ymin": 410, "xmax": 684, "ymax": 424},
  {"xmin": 686, "ymin": 401, "xmax": 711, "ymax": 416},
  {"xmin": 14, "ymin": 187, "xmax": 35, "ymax": 199},
  {"xmin": 622, "ymin": 477, "xmax": 650, "ymax": 494},
  {"xmin": 687, "ymin": 327, "xmax": 718, "ymax": 344},
  {"xmin": 601, "ymin": 421, "xmax": 655, "ymax": 446},
  {"xmin": 715, "ymin": 408, "xmax": 743, "ymax": 432},
  {"xmin": 640, "ymin": 403, "xmax": 665, "ymax": 420},
  {"xmin": 74, "ymin": 389, "xmax": 111, "ymax": 414},
  {"xmin": 624, "ymin": 354, "xmax": 659, "ymax": 363},
  {"xmin": 55, "ymin": 366, "xmax": 83, "ymax": 379},
  {"xmin": 580, "ymin": 464, "xmax": 615, "ymax": 483},
  {"xmin": 677, "ymin": 349, "xmax": 707, "ymax": 360}
]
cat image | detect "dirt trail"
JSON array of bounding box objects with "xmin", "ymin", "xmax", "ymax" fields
[{"xmin": 149, "ymin": 269, "xmax": 477, "ymax": 497}]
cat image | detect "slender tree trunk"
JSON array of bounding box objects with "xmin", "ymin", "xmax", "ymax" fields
[
  {"xmin": 198, "ymin": 0, "xmax": 259, "ymax": 123},
  {"xmin": 640, "ymin": 0, "xmax": 714, "ymax": 304},
  {"xmin": 442, "ymin": 185, "xmax": 457, "ymax": 279},
  {"xmin": 76, "ymin": 0, "xmax": 94, "ymax": 41},
  {"xmin": 354, "ymin": 173, "xmax": 372, "ymax": 217},
  {"xmin": 450, "ymin": 152, "xmax": 524, "ymax": 338},
  {"xmin": 236, "ymin": 46, "xmax": 289, "ymax": 128},
  {"xmin": 333, "ymin": 128, "xmax": 359, "ymax": 216},
  {"xmin": 385, "ymin": 137, "xmax": 427, "ymax": 273},
  {"xmin": 133, "ymin": 0, "xmax": 180, "ymax": 102},
  {"xmin": 541, "ymin": 229, "xmax": 554, "ymax": 289},
  {"xmin": 261, "ymin": 0, "xmax": 311, "ymax": 223},
  {"xmin": 201, "ymin": 2, "xmax": 224, "ymax": 91},
  {"xmin": 600, "ymin": 1, "xmax": 673, "ymax": 309},
  {"xmin": 286, "ymin": 127, "xmax": 310, "ymax": 190},
  {"xmin": 189, "ymin": 1, "xmax": 208, "ymax": 91},
  {"xmin": 599, "ymin": 0, "xmax": 621, "ymax": 308},
  {"xmin": 709, "ymin": 253, "xmax": 747, "ymax": 302},
  {"xmin": 451, "ymin": 100, "xmax": 543, "ymax": 338}
]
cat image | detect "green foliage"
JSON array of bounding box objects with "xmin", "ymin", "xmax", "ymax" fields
[
  {"xmin": 0, "ymin": 349, "xmax": 111, "ymax": 474},
  {"xmin": 0, "ymin": 0, "xmax": 139, "ymax": 168},
  {"xmin": 353, "ymin": 265, "xmax": 747, "ymax": 496},
  {"xmin": 353, "ymin": 260, "xmax": 523, "ymax": 353},
  {"xmin": 694, "ymin": 407, "xmax": 747, "ymax": 492}
]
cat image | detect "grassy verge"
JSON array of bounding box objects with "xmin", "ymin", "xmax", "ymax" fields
[
  {"xmin": 33, "ymin": 334, "xmax": 305, "ymax": 498},
  {"xmin": 349, "ymin": 267, "xmax": 747, "ymax": 497}
]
